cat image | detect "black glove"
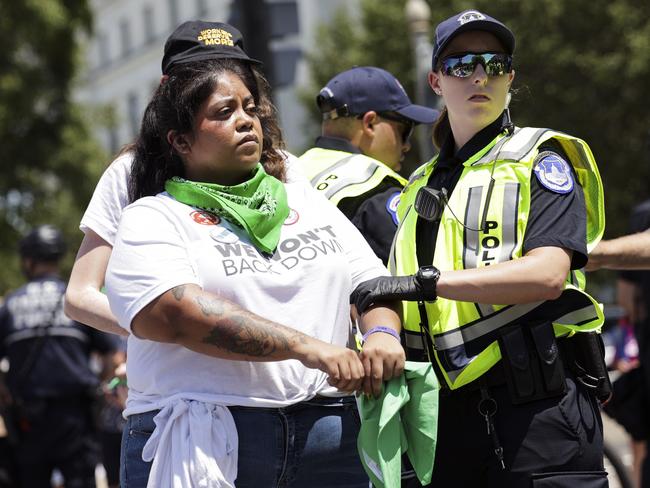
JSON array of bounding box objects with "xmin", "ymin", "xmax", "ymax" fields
[{"xmin": 351, "ymin": 266, "xmax": 440, "ymax": 315}]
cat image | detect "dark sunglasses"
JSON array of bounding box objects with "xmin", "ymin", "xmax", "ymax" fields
[
  {"xmin": 377, "ymin": 112, "xmax": 415, "ymax": 144},
  {"xmin": 440, "ymin": 52, "xmax": 513, "ymax": 78}
]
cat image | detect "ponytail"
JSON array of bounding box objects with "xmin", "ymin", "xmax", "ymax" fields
[{"xmin": 432, "ymin": 106, "xmax": 451, "ymax": 150}]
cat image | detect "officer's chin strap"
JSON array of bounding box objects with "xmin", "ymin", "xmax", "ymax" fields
[{"xmin": 478, "ymin": 386, "xmax": 506, "ymax": 470}]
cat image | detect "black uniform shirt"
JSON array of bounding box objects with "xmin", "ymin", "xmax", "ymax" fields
[
  {"xmin": 0, "ymin": 275, "xmax": 119, "ymax": 400},
  {"xmin": 314, "ymin": 136, "xmax": 403, "ymax": 265},
  {"xmin": 416, "ymin": 116, "xmax": 588, "ymax": 269}
]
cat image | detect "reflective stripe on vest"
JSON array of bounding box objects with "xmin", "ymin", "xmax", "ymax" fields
[
  {"xmin": 308, "ymin": 154, "xmax": 356, "ymax": 187},
  {"xmin": 299, "ymin": 147, "xmax": 407, "ymax": 206},
  {"xmin": 463, "ymin": 181, "xmax": 520, "ymax": 317},
  {"xmin": 391, "ymin": 127, "xmax": 606, "ymax": 389}
]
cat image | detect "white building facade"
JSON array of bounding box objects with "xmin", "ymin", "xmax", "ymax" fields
[{"xmin": 76, "ymin": 0, "xmax": 353, "ymax": 156}]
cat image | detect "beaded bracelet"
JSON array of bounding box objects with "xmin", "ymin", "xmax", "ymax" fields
[{"xmin": 362, "ymin": 326, "xmax": 401, "ymax": 344}]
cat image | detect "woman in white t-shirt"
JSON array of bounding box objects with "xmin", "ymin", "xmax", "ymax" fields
[
  {"xmin": 63, "ymin": 26, "xmax": 304, "ymax": 482},
  {"xmin": 65, "ymin": 147, "xmax": 304, "ymax": 337},
  {"xmin": 104, "ymin": 21, "xmax": 404, "ymax": 488}
]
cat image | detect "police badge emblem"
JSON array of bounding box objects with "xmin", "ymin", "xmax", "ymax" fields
[{"xmin": 533, "ymin": 152, "xmax": 575, "ymax": 194}]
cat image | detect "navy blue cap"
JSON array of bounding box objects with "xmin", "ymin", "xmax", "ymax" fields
[
  {"xmin": 316, "ymin": 66, "xmax": 439, "ymax": 125},
  {"xmin": 162, "ymin": 21, "xmax": 261, "ymax": 75},
  {"xmin": 432, "ymin": 10, "xmax": 515, "ymax": 69}
]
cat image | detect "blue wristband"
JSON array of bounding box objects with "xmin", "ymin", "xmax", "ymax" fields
[{"xmin": 362, "ymin": 326, "xmax": 401, "ymax": 344}]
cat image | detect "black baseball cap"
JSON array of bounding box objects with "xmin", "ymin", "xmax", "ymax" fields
[
  {"xmin": 162, "ymin": 21, "xmax": 261, "ymax": 75},
  {"xmin": 316, "ymin": 66, "xmax": 439, "ymax": 125},
  {"xmin": 432, "ymin": 10, "xmax": 515, "ymax": 69},
  {"xmin": 19, "ymin": 225, "xmax": 66, "ymax": 261}
]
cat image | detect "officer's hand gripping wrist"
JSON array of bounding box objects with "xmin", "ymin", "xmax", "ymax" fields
[{"xmin": 350, "ymin": 265, "xmax": 440, "ymax": 315}]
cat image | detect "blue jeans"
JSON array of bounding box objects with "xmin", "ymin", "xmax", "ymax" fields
[{"xmin": 120, "ymin": 396, "xmax": 369, "ymax": 488}]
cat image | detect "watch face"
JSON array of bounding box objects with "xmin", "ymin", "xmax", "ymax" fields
[
  {"xmin": 416, "ymin": 265, "xmax": 439, "ymax": 299},
  {"xmin": 418, "ymin": 266, "xmax": 439, "ymax": 281}
]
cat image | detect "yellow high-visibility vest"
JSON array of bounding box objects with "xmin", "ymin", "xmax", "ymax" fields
[
  {"xmin": 299, "ymin": 147, "xmax": 407, "ymax": 206},
  {"xmin": 390, "ymin": 127, "xmax": 605, "ymax": 389}
]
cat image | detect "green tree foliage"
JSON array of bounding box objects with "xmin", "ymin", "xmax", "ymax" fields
[
  {"xmin": 300, "ymin": 0, "xmax": 420, "ymax": 165},
  {"xmin": 305, "ymin": 0, "xmax": 650, "ymax": 238},
  {"xmin": 0, "ymin": 0, "xmax": 106, "ymax": 294}
]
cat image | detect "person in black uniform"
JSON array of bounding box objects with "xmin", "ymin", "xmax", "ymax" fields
[
  {"xmin": 617, "ymin": 202, "xmax": 650, "ymax": 488},
  {"xmin": 0, "ymin": 225, "xmax": 119, "ymax": 488},
  {"xmin": 299, "ymin": 66, "xmax": 439, "ymax": 264},
  {"xmin": 352, "ymin": 10, "xmax": 609, "ymax": 487}
]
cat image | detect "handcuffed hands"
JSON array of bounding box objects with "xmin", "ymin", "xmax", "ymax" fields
[{"xmin": 359, "ymin": 331, "xmax": 405, "ymax": 397}]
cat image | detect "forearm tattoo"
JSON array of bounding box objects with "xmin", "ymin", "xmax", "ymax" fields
[
  {"xmin": 171, "ymin": 285, "xmax": 186, "ymax": 301},
  {"xmin": 195, "ymin": 295, "xmax": 307, "ymax": 357}
]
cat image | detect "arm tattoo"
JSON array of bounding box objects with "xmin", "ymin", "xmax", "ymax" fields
[
  {"xmin": 171, "ymin": 285, "xmax": 186, "ymax": 301},
  {"xmin": 196, "ymin": 295, "xmax": 224, "ymax": 316},
  {"xmin": 195, "ymin": 295, "xmax": 306, "ymax": 357}
]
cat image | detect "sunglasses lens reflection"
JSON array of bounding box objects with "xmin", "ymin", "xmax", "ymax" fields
[{"xmin": 441, "ymin": 53, "xmax": 512, "ymax": 78}]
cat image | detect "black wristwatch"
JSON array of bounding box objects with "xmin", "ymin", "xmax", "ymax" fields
[{"xmin": 415, "ymin": 265, "xmax": 440, "ymax": 300}]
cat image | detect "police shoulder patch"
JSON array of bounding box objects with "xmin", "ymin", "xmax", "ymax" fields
[
  {"xmin": 386, "ymin": 192, "xmax": 401, "ymax": 226},
  {"xmin": 533, "ymin": 151, "xmax": 574, "ymax": 194}
]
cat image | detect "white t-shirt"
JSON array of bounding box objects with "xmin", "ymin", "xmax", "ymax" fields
[
  {"xmin": 80, "ymin": 151, "xmax": 307, "ymax": 246},
  {"xmin": 105, "ymin": 182, "xmax": 387, "ymax": 415},
  {"xmin": 80, "ymin": 152, "xmax": 132, "ymax": 246}
]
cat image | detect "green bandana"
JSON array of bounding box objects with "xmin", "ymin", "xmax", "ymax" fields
[{"xmin": 165, "ymin": 164, "xmax": 289, "ymax": 254}]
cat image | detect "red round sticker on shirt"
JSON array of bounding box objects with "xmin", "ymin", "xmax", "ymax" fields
[
  {"xmin": 190, "ymin": 211, "xmax": 220, "ymax": 225},
  {"xmin": 284, "ymin": 208, "xmax": 299, "ymax": 225}
]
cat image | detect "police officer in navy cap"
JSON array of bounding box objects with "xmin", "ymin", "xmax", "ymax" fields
[
  {"xmin": 351, "ymin": 9, "xmax": 610, "ymax": 487},
  {"xmin": 0, "ymin": 225, "xmax": 119, "ymax": 488},
  {"xmin": 299, "ymin": 66, "xmax": 439, "ymax": 264}
]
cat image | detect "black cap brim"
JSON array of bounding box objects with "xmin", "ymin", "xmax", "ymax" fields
[
  {"xmin": 163, "ymin": 51, "xmax": 262, "ymax": 75},
  {"xmin": 395, "ymin": 104, "xmax": 440, "ymax": 125},
  {"xmin": 433, "ymin": 20, "xmax": 515, "ymax": 68}
]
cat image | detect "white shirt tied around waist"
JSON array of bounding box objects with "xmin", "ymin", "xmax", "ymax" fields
[{"xmin": 142, "ymin": 398, "xmax": 238, "ymax": 488}]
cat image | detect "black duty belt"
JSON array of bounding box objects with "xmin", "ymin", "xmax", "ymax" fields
[{"xmin": 441, "ymin": 334, "xmax": 576, "ymax": 400}]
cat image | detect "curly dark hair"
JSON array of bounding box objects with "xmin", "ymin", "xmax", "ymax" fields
[{"xmin": 129, "ymin": 59, "xmax": 286, "ymax": 202}]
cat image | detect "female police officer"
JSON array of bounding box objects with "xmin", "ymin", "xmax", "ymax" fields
[{"xmin": 352, "ymin": 9, "xmax": 608, "ymax": 488}]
